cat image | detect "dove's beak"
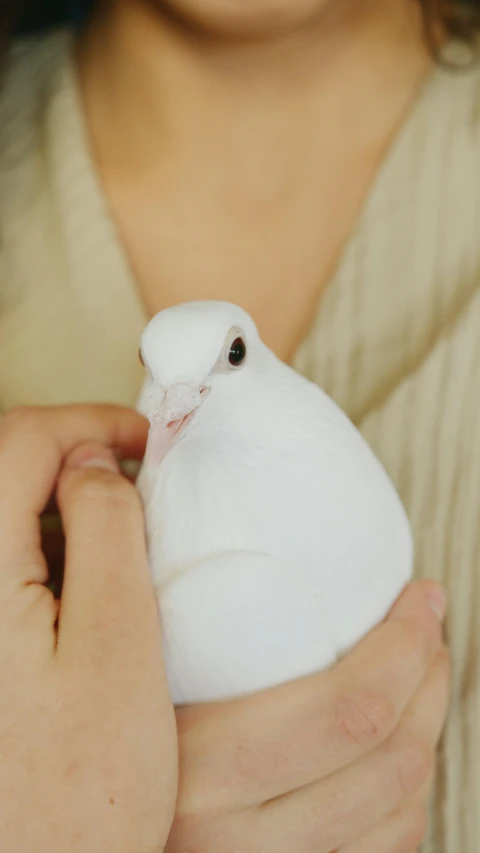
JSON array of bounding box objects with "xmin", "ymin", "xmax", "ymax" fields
[{"xmin": 144, "ymin": 383, "xmax": 210, "ymax": 468}]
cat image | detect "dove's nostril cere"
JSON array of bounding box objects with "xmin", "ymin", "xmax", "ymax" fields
[{"xmin": 144, "ymin": 383, "xmax": 211, "ymax": 468}]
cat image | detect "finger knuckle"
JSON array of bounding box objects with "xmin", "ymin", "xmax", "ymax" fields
[
  {"xmin": 334, "ymin": 688, "xmax": 395, "ymax": 749},
  {"xmin": 393, "ymin": 738, "xmax": 432, "ymax": 798}
]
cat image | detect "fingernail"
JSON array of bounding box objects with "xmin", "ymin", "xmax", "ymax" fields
[
  {"xmin": 79, "ymin": 456, "xmax": 120, "ymax": 474},
  {"xmin": 66, "ymin": 445, "xmax": 120, "ymax": 474},
  {"xmin": 425, "ymin": 586, "xmax": 447, "ymax": 621}
]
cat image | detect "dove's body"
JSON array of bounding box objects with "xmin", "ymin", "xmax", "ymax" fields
[{"xmin": 137, "ymin": 301, "xmax": 413, "ymax": 704}]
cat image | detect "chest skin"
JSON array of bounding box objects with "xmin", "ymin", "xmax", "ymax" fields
[{"xmin": 83, "ymin": 26, "xmax": 431, "ymax": 364}]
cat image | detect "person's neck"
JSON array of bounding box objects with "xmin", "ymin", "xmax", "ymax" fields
[{"xmin": 77, "ymin": 0, "xmax": 429, "ymax": 174}]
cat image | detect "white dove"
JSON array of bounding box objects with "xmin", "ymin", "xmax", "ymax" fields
[{"xmin": 136, "ymin": 301, "xmax": 413, "ymax": 705}]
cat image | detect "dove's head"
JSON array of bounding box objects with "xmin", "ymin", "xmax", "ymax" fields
[{"xmin": 139, "ymin": 301, "xmax": 264, "ymax": 467}]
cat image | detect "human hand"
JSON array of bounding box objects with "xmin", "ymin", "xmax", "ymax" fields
[
  {"xmin": 0, "ymin": 405, "xmax": 177, "ymax": 853},
  {"xmin": 168, "ymin": 580, "xmax": 449, "ymax": 853}
]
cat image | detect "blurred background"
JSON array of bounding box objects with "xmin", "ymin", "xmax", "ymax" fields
[{"xmin": 10, "ymin": 0, "xmax": 92, "ymax": 33}]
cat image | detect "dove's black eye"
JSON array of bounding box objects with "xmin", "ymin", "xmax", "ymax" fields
[{"xmin": 228, "ymin": 337, "xmax": 247, "ymax": 367}]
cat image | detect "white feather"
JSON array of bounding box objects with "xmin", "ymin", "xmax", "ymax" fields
[{"xmin": 136, "ymin": 301, "xmax": 413, "ymax": 704}]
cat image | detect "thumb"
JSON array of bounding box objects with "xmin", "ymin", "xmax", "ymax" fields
[{"xmin": 55, "ymin": 443, "xmax": 162, "ymax": 673}]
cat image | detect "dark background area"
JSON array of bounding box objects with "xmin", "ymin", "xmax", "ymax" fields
[
  {"xmin": 12, "ymin": 0, "xmax": 92, "ymax": 34},
  {"xmin": 7, "ymin": 1, "xmax": 480, "ymax": 45}
]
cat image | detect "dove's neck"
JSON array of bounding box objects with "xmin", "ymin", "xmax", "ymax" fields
[{"xmin": 179, "ymin": 356, "xmax": 297, "ymax": 462}]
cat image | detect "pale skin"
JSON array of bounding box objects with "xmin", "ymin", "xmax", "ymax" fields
[
  {"xmin": 78, "ymin": 0, "xmax": 432, "ymax": 359},
  {"xmin": 0, "ymin": 405, "xmax": 449, "ymax": 853},
  {"xmin": 0, "ymin": 0, "xmax": 450, "ymax": 850}
]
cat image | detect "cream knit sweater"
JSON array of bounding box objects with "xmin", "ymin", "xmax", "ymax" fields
[{"xmin": 1, "ymin": 29, "xmax": 479, "ymax": 853}]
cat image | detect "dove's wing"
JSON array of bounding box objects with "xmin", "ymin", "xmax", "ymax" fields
[{"xmin": 157, "ymin": 551, "xmax": 337, "ymax": 705}]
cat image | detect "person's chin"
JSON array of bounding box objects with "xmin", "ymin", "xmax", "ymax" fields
[{"xmin": 158, "ymin": 0, "xmax": 326, "ymax": 38}]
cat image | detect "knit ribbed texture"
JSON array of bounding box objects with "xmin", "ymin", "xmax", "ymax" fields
[
  {"xmin": 1, "ymin": 30, "xmax": 480, "ymax": 853},
  {"xmin": 294, "ymin": 59, "xmax": 480, "ymax": 852}
]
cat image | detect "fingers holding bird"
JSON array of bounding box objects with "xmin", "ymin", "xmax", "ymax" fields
[{"xmin": 248, "ymin": 645, "xmax": 449, "ymax": 853}]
